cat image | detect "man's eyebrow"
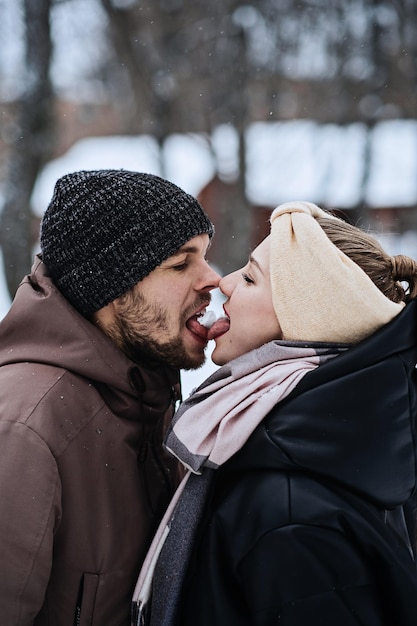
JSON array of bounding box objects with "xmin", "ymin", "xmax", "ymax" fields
[
  {"xmin": 169, "ymin": 240, "xmax": 212, "ymax": 258},
  {"xmin": 169, "ymin": 245, "xmax": 199, "ymax": 258}
]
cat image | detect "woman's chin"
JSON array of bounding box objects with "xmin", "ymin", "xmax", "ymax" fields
[
  {"xmin": 211, "ymin": 353, "xmax": 224, "ymax": 366},
  {"xmin": 210, "ymin": 345, "xmax": 226, "ymax": 366},
  {"xmin": 210, "ymin": 339, "xmax": 233, "ymax": 366}
]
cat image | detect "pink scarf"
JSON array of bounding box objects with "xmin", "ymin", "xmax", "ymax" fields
[
  {"xmin": 165, "ymin": 340, "xmax": 343, "ymax": 472},
  {"xmin": 132, "ymin": 341, "xmax": 344, "ymax": 624}
]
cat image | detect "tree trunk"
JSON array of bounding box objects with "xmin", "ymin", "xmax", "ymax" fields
[{"xmin": 0, "ymin": 0, "xmax": 55, "ymax": 299}]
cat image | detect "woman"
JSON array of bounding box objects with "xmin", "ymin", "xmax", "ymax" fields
[{"xmin": 132, "ymin": 201, "xmax": 417, "ymax": 626}]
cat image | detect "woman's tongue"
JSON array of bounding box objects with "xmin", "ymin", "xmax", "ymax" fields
[{"xmin": 207, "ymin": 317, "xmax": 230, "ymax": 341}]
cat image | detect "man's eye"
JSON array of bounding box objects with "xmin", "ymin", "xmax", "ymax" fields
[
  {"xmin": 242, "ymin": 273, "xmax": 254, "ymax": 284},
  {"xmin": 173, "ymin": 263, "xmax": 187, "ymax": 271}
]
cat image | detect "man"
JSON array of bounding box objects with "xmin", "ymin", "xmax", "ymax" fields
[{"xmin": 0, "ymin": 170, "xmax": 220, "ymax": 625}]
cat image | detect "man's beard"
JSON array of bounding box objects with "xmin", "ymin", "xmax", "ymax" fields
[{"xmin": 104, "ymin": 287, "xmax": 208, "ymax": 370}]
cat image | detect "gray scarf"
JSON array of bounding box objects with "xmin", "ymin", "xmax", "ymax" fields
[{"xmin": 131, "ymin": 341, "xmax": 345, "ymax": 626}]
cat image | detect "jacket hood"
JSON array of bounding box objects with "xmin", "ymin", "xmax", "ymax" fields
[
  {"xmin": 229, "ymin": 301, "xmax": 417, "ymax": 510},
  {"xmin": 0, "ymin": 257, "xmax": 180, "ymax": 418}
]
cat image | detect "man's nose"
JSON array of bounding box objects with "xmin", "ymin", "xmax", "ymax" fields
[{"xmin": 201, "ymin": 263, "xmax": 221, "ymax": 291}]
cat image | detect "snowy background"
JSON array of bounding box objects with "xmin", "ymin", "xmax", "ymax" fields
[{"xmin": 2, "ymin": 120, "xmax": 417, "ymax": 395}]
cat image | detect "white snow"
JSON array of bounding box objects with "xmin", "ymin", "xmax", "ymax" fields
[
  {"xmin": 31, "ymin": 135, "xmax": 162, "ymax": 216},
  {"xmin": 365, "ymin": 120, "xmax": 417, "ymax": 207},
  {"xmin": 30, "ymin": 133, "xmax": 217, "ymax": 217},
  {"xmin": 198, "ymin": 310, "xmax": 217, "ymax": 328}
]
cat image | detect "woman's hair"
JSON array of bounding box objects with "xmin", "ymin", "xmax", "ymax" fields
[{"xmin": 317, "ymin": 215, "xmax": 417, "ymax": 304}]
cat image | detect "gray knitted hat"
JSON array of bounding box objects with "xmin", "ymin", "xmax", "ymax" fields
[{"xmin": 40, "ymin": 169, "xmax": 214, "ymax": 315}]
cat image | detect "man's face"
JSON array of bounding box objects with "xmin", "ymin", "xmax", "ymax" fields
[{"xmin": 97, "ymin": 234, "xmax": 221, "ymax": 370}]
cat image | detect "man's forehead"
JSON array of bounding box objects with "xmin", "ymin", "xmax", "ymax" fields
[
  {"xmin": 170, "ymin": 244, "xmax": 200, "ymax": 257},
  {"xmin": 167, "ymin": 236, "xmax": 211, "ymax": 260}
]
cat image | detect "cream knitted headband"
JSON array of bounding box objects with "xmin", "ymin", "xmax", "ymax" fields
[{"xmin": 269, "ymin": 201, "xmax": 404, "ymax": 343}]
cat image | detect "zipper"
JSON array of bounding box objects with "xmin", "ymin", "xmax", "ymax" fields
[
  {"xmin": 150, "ymin": 424, "xmax": 172, "ymax": 496},
  {"xmin": 74, "ymin": 575, "xmax": 84, "ymax": 626}
]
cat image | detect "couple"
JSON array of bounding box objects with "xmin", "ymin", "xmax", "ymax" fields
[{"xmin": 0, "ymin": 170, "xmax": 416, "ymax": 625}]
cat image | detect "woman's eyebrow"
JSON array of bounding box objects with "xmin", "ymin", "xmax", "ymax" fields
[{"xmin": 249, "ymin": 254, "xmax": 264, "ymax": 275}]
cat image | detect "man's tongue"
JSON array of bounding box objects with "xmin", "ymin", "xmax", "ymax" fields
[{"xmin": 186, "ymin": 316, "xmax": 209, "ymax": 339}]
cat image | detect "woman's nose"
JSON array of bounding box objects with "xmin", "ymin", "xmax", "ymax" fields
[{"xmin": 219, "ymin": 271, "xmax": 235, "ymax": 296}]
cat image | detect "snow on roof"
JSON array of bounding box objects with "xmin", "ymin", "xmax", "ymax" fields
[
  {"xmin": 246, "ymin": 119, "xmax": 417, "ymax": 208},
  {"xmin": 31, "ymin": 119, "xmax": 417, "ymax": 218},
  {"xmin": 245, "ymin": 120, "xmax": 365, "ymax": 207},
  {"xmin": 365, "ymin": 120, "xmax": 417, "ymax": 207},
  {"xmin": 31, "ymin": 133, "xmax": 216, "ymax": 216},
  {"xmin": 31, "ymin": 135, "xmax": 161, "ymax": 215}
]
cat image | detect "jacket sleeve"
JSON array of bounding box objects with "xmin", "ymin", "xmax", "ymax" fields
[
  {"xmin": 0, "ymin": 421, "xmax": 61, "ymax": 625},
  {"xmin": 239, "ymin": 524, "xmax": 386, "ymax": 626}
]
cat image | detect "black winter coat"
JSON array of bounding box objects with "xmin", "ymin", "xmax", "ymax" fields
[{"xmin": 178, "ymin": 302, "xmax": 417, "ymax": 625}]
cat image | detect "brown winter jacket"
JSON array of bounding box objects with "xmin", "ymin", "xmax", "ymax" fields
[{"xmin": 0, "ymin": 256, "xmax": 183, "ymax": 625}]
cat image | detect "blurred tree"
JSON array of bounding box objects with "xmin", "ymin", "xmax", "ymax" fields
[
  {"xmin": 100, "ymin": 0, "xmax": 252, "ymax": 272},
  {"xmin": 0, "ymin": 0, "xmax": 55, "ymax": 299},
  {"xmin": 1, "ymin": 0, "xmax": 417, "ymax": 296},
  {"xmin": 97, "ymin": 0, "xmax": 417, "ymax": 265}
]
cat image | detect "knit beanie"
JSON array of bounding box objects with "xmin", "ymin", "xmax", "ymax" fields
[
  {"xmin": 269, "ymin": 201, "xmax": 404, "ymax": 343},
  {"xmin": 40, "ymin": 170, "xmax": 214, "ymax": 315}
]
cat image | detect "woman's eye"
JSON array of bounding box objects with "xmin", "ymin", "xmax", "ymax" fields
[{"xmin": 242, "ymin": 273, "xmax": 254, "ymax": 284}]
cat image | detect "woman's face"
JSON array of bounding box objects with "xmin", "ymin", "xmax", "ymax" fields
[{"xmin": 211, "ymin": 235, "xmax": 282, "ymax": 366}]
